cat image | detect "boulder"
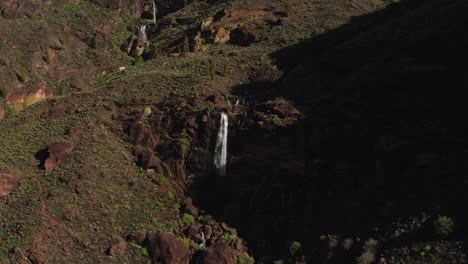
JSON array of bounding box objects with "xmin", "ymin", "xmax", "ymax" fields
[
  {"xmin": 43, "ymin": 141, "xmax": 73, "ymax": 171},
  {"xmin": 134, "ymin": 147, "xmax": 161, "ymax": 171},
  {"xmin": 126, "ymin": 232, "xmax": 147, "ymax": 244},
  {"xmin": 108, "ymin": 240, "xmax": 128, "ymax": 257},
  {"xmin": 213, "ymin": 27, "xmax": 231, "ymax": 45},
  {"xmin": 202, "ymin": 244, "xmax": 236, "ymax": 264},
  {"xmin": 0, "ymin": 173, "xmax": 19, "ymax": 198},
  {"xmin": 181, "ymin": 197, "xmax": 198, "ymax": 217},
  {"xmin": 229, "ymin": 26, "xmax": 258, "ymax": 46},
  {"xmin": 145, "ymin": 232, "xmax": 190, "ymax": 264}
]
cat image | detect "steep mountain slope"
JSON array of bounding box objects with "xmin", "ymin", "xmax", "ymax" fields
[{"xmin": 1, "ymin": 0, "xmax": 467, "ymax": 263}]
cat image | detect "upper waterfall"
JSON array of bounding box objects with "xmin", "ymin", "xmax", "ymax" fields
[
  {"xmin": 214, "ymin": 112, "xmax": 228, "ymax": 177},
  {"xmin": 152, "ymin": 0, "xmax": 157, "ymax": 25}
]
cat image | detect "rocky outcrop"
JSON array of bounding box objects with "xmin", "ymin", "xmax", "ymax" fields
[
  {"xmin": 43, "ymin": 141, "xmax": 74, "ymax": 171},
  {"xmin": 0, "ymin": 173, "xmax": 19, "ymax": 198},
  {"xmin": 108, "ymin": 240, "xmax": 128, "ymax": 257},
  {"xmin": 6, "ymin": 89, "xmax": 53, "ymax": 110},
  {"xmin": 145, "ymin": 232, "xmax": 191, "ymax": 264},
  {"xmin": 202, "ymin": 244, "xmax": 236, "ymax": 264}
]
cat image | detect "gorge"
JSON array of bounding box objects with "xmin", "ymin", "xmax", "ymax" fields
[{"xmin": 1, "ymin": 0, "xmax": 468, "ymax": 263}]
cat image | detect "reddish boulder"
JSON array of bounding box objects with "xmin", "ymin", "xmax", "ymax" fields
[
  {"xmin": 108, "ymin": 240, "xmax": 128, "ymax": 257},
  {"xmin": 202, "ymin": 225, "xmax": 213, "ymax": 239},
  {"xmin": 0, "ymin": 173, "xmax": 19, "ymax": 198},
  {"xmin": 43, "ymin": 141, "xmax": 73, "ymax": 171},
  {"xmin": 28, "ymin": 250, "xmax": 47, "ymax": 264},
  {"xmin": 128, "ymin": 122, "xmax": 157, "ymax": 148},
  {"xmin": 126, "ymin": 232, "xmax": 147, "ymax": 244},
  {"xmin": 181, "ymin": 197, "xmax": 198, "ymax": 217},
  {"xmin": 145, "ymin": 232, "xmax": 190, "ymax": 264},
  {"xmin": 202, "ymin": 244, "xmax": 236, "ymax": 264},
  {"xmin": 134, "ymin": 147, "xmax": 161, "ymax": 171}
]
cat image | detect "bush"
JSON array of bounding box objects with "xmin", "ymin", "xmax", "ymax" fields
[
  {"xmin": 434, "ymin": 216, "xmax": 455, "ymax": 236},
  {"xmin": 357, "ymin": 251, "xmax": 375, "ymax": 264},
  {"xmin": 178, "ymin": 213, "xmax": 194, "ymax": 226},
  {"xmin": 234, "ymin": 253, "xmax": 254, "ymax": 264},
  {"xmin": 183, "ymin": 35, "xmax": 190, "ymax": 52},
  {"xmin": 289, "ymin": 241, "xmax": 301, "ymax": 256},
  {"xmin": 342, "ymin": 238, "xmax": 354, "ymax": 250},
  {"xmin": 143, "ymin": 106, "xmax": 152, "ymax": 118},
  {"xmin": 357, "ymin": 238, "xmax": 378, "ymax": 264},
  {"xmin": 0, "ymin": 86, "xmax": 10, "ymax": 98},
  {"xmin": 362, "ymin": 238, "xmax": 378, "ymax": 252}
]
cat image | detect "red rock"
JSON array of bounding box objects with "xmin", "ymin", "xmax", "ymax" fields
[
  {"xmin": 182, "ymin": 197, "xmax": 198, "ymax": 217},
  {"xmin": 0, "ymin": 173, "xmax": 19, "ymax": 198},
  {"xmin": 29, "ymin": 250, "xmax": 47, "ymax": 264},
  {"xmin": 108, "ymin": 240, "xmax": 128, "ymax": 257},
  {"xmin": 62, "ymin": 209, "xmax": 79, "ymax": 221},
  {"xmin": 221, "ymin": 222, "xmax": 229, "ymax": 230},
  {"xmin": 188, "ymin": 222, "xmax": 202, "ymax": 236},
  {"xmin": 44, "ymin": 141, "xmax": 73, "ymax": 171},
  {"xmin": 146, "ymin": 232, "xmax": 190, "ymax": 264},
  {"xmin": 202, "ymin": 244, "xmax": 236, "ymax": 264},
  {"xmin": 203, "ymin": 225, "xmax": 213, "ymax": 239},
  {"xmin": 126, "ymin": 232, "xmax": 147, "ymax": 244}
]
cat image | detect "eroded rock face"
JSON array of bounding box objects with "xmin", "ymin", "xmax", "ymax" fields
[
  {"xmin": 145, "ymin": 232, "xmax": 191, "ymax": 264},
  {"xmin": 0, "ymin": 173, "xmax": 19, "ymax": 198},
  {"xmin": 6, "ymin": 89, "xmax": 53, "ymax": 110},
  {"xmin": 43, "ymin": 141, "xmax": 74, "ymax": 171}
]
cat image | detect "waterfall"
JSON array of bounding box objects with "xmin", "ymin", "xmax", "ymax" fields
[
  {"xmin": 139, "ymin": 25, "xmax": 147, "ymax": 41},
  {"xmin": 152, "ymin": 0, "xmax": 157, "ymax": 25},
  {"xmin": 214, "ymin": 112, "xmax": 228, "ymax": 177}
]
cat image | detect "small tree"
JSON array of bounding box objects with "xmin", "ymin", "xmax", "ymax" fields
[
  {"xmin": 0, "ymin": 86, "xmax": 10, "ymax": 99},
  {"xmin": 222, "ymin": 63, "xmax": 228, "ymax": 76},
  {"xmin": 183, "ymin": 35, "xmax": 190, "ymax": 52},
  {"xmin": 208, "ymin": 60, "xmax": 216, "ymax": 80},
  {"xmin": 284, "ymin": 1, "xmax": 293, "ymax": 16},
  {"xmin": 434, "ymin": 216, "xmax": 455, "ymax": 236}
]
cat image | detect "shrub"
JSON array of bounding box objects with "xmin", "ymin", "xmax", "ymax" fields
[
  {"xmin": 342, "ymin": 238, "xmax": 354, "ymax": 250},
  {"xmin": 178, "ymin": 213, "xmax": 194, "ymax": 226},
  {"xmin": 183, "ymin": 35, "xmax": 190, "ymax": 52},
  {"xmin": 234, "ymin": 253, "xmax": 254, "ymax": 264},
  {"xmin": 357, "ymin": 251, "xmax": 375, "ymax": 264},
  {"xmin": 0, "ymin": 86, "xmax": 10, "ymax": 98},
  {"xmin": 434, "ymin": 216, "xmax": 455, "ymax": 236},
  {"xmin": 362, "ymin": 238, "xmax": 378, "ymax": 252},
  {"xmin": 284, "ymin": 1, "xmax": 293, "ymax": 16},
  {"xmin": 289, "ymin": 241, "xmax": 301, "ymax": 256},
  {"xmin": 209, "ymin": 60, "xmax": 216, "ymax": 80},
  {"xmin": 143, "ymin": 106, "xmax": 152, "ymax": 118}
]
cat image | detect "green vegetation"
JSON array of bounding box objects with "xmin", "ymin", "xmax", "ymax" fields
[
  {"xmin": 434, "ymin": 216, "xmax": 454, "ymax": 236},
  {"xmin": 179, "ymin": 213, "xmax": 195, "ymax": 226},
  {"xmin": 183, "ymin": 35, "xmax": 190, "ymax": 52},
  {"xmin": 234, "ymin": 253, "xmax": 255, "ymax": 264},
  {"xmin": 15, "ymin": 70, "xmax": 29, "ymax": 83},
  {"xmin": 289, "ymin": 241, "xmax": 301, "ymax": 256},
  {"xmin": 284, "ymin": 0, "xmax": 293, "ymax": 16},
  {"xmin": 0, "ymin": 86, "xmax": 9, "ymax": 98},
  {"xmin": 143, "ymin": 106, "xmax": 152, "ymax": 118}
]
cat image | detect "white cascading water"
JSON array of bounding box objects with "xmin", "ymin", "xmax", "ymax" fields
[
  {"xmin": 152, "ymin": 0, "xmax": 157, "ymax": 25},
  {"xmin": 214, "ymin": 112, "xmax": 228, "ymax": 177},
  {"xmin": 139, "ymin": 25, "xmax": 147, "ymax": 41}
]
